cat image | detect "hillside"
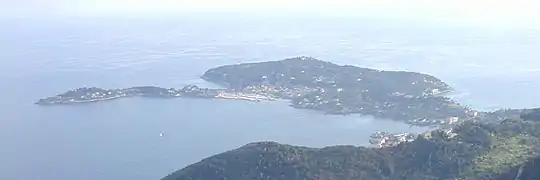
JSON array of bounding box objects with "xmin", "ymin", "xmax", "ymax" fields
[
  {"xmin": 494, "ymin": 108, "xmax": 540, "ymax": 180},
  {"xmin": 495, "ymin": 155, "xmax": 540, "ymax": 180},
  {"xmin": 162, "ymin": 109, "xmax": 540, "ymax": 180}
]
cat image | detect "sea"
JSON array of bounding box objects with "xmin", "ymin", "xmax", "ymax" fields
[{"xmin": 1, "ymin": 14, "xmax": 540, "ymax": 180}]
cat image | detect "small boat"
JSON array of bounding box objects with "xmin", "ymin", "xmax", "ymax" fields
[{"xmin": 159, "ymin": 133, "xmax": 164, "ymax": 137}]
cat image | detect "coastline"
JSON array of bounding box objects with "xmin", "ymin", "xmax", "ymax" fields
[
  {"xmin": 34, "ymin": 84, "xmax": 477, "ymax": 128},
  {"xmin": 36, "ymin": 57, "xmax": 485, "ymax": 130},
  {"xmin": 35, "ymin": 87, "xmax": 277, "ymax": 106},
  {"xmin": 35, "ymin": 95, "xmax": 126, "ymax": 105}
]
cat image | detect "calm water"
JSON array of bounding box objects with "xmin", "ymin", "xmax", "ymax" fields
[{"xmin": 1, "ymin": 16, "xmax": 540, "ymax": 180}]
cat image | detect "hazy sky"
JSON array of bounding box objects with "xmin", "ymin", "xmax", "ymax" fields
[{"xmin": 2, "ymin": 0, "xmax": 540, "ymax": 27}]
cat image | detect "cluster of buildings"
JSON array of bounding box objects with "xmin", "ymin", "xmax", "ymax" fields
[
  {"xmin": 369, "ymin": 128, "xmax": 460, "ymax": 148},
  {"xmin": 243, "ymin": 84, "xmax": 316, "ymax": 99},
  {"xmin": 36, "ymin": 87, "xmax": 126, "ymax": 105},
  {"xmin": 406, "ymin": 109, "xmax": 479, "ymax": 127},
  {"xmin": 369, "ymin": 131, "xmax": 417, "ymax": 148}
]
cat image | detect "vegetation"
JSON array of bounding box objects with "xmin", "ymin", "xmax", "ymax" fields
[
  {"xmin": 471, "ymin": 135, "xmax": 534, "ymax": 174},
  {"xmin": 492, "ymin": 110, "xmax": 540, "ymax": 180},
  {"xmin": 40, "ymin": 57, "xmax": 471, "ymax": 125},
  {"xmin": 520, "ymin": 108, "xmax": 540, "ymax": 122},
  {"xmin": 203, "ymin": 57, "xmax": 450, "ymax": 95},
  {"xmin": 495, "ymin": 155, "xmax": 540, "ymax": 180},
  {"xmin": 202, "ymin": 57, "xmax": 471, "ymax": 122},
  {"xmin": 162, "ymin": 110, "xmax": 540, "ymax": 180}
]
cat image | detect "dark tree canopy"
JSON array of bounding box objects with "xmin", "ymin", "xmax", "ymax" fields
[
  {"xmin": 520, "ymin": 108, "xmax": 540, "ymax": 122},
  {"xmin": 162, "ymin": 114, "xmax": 540, "ymax": 180}
]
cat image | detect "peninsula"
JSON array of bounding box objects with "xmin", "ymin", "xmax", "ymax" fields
[
  {"xmin": 35, "ymin": 85, "xmax": 275, "ymax": 105},
  {"xmin": 37, "ymin": 57, "xmax": 475, "ymax": 126},
  {"xmin": 202, "ymin": 57, "xmax": 476, "ymax": 125}
]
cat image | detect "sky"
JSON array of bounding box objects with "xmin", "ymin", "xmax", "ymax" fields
[{"xmin": 2, "ymin": 0, "xmax": 540, "ymax": 27}]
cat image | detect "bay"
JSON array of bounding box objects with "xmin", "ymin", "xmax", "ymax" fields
[{"xmin": 1, "ymin": 16, "xmax": 539, "ymax": 180}]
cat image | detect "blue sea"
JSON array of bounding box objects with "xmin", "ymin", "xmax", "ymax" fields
[{"xmin": 1, "ymin": 15, "xmax": 540, "ymax": 180}]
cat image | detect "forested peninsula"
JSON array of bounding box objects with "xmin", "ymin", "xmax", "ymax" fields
[{"xmin": 38, "ymin": 57, "xmax": 475, "ymax": 126}]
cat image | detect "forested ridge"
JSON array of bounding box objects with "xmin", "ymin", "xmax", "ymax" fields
[{"xmin": 162, "ymin": 108, "xmax": 540, "ymax": 180}]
